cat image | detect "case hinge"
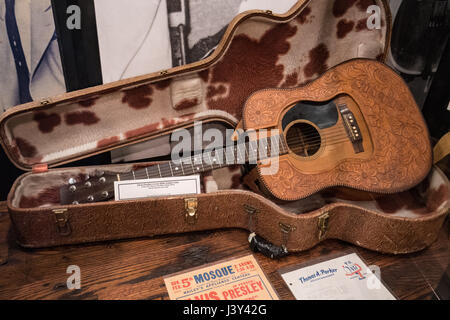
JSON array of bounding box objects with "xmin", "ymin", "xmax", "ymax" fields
[
  {"xmin": 184, "ymin": 198, "xmax": 198, "ymax": 225},
  {"xmin": 318, "ymin": 212, "xmax": 330, "ymax": 240},
  {"xmin": 53, "ymin": 209, "xmax": 71, "ymax": 236}
]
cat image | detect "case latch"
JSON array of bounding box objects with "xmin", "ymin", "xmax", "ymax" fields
[
  {"xmin": 279, "ymin": 222, "xmax": 296, "ymax": 251},
  {"xmin": 244, "ymin": 204, "xmax": 259, "ymax": 233},
  {"xmin": 53, "ymin": 209, "xmax": 71, "ymax": 236},
  {"xmin": 318, "ymin": 212, "xmax": 330, "ymax": 240},
  {"xmin": 185, "ymin": 198, "xmax": 198, "ymax": 225}
]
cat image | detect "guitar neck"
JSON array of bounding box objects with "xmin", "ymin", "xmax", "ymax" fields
[{"xmin": 117, "ymin": 135, "xmax": 288, "ymax": 181}]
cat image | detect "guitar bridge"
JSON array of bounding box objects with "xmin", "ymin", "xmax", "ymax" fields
[{"xmin": 338, "ymin": 104, "xmax": 364, "ymax": 154}]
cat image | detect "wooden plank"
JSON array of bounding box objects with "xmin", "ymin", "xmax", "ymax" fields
[{"xmin": 0, "ymin": 214, "xmax": 448, "ymax": 300}]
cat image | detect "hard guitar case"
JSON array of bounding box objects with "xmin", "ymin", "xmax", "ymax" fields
[{"xmin": 1, "ymin": 0, "xmax": 449, "ymax": 256}]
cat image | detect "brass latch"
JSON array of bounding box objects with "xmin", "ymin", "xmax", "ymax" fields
[
  {"xmin": 185, "ymin": 198, "xmax": 198, "ymax": 225},
  {"xmin": 279, "ymin": 222, "xmax": 296, "ymax": 234},
  {"xmin": 53, "ymin": 209, "xmax": 71, "ymax": 236},
  {"xmin": 318, "ymin": 212, "xmax": 330, "ymax": 240},
  {"xmin": 244, "ymin": 204, "xmax": 259, "ymax": 233},
  {"xmin": 279, "ymin": 222, "xmax": 296, "ymax": 252}
]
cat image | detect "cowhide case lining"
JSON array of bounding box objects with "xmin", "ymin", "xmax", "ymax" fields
[
  {"xmin": 0, "ymin": 0, "xmax": 390, "ymax": 170},
  {"xmin": 5, "ymin": 0, "xmax": 448, "ymax": 253}
]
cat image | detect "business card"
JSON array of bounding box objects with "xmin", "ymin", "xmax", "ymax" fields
[
  {"xmin": 114, "ymin": 175, "xmax": 201, "ymax": 201},
  {"xmin": 280, "ymin": 253, "xmax": 396, "ymax": 300},
  {"xmin": 164, "ymin": 255, "xmax": 278, "ymax": 300}
]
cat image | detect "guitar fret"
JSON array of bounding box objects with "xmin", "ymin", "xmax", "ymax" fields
[
  {"xmin": 199, "ymin": 155, "xmax": 205, "ymax": 171},
  {"xmin": 173, "ymin": 161, "xmax": 183, "ymax": 176},
  {"xmin": 207, "ymin": 152, "xmax": 212, "ymax": 167},
  {"xmin": 190, "ymin": 161, "xmax": 195, "ymax": 174},
  {"xmin": 225, "ymin": 146, "xmax": 233, "ymax": 165},
  {"xmin": 157, "ymin": 164, "xmax": 162, "ymax": 177},
  {"xmin": 112, "ymin": 134, "xmax": 288, "ymax": 183},
  {"xmin": 180, "ymin": 162, "xmax": 185, "ymax": 175},
  {"xmin": 151, "ymin": 166, "xmax": 159, "ymax": 178},
  {"xmin": 249, "ymin": 140, "xmax": 257, "ymax": 163},
  {"xmin": 238, "ymin": 144, "xmax": 245, "ymax": 163}
]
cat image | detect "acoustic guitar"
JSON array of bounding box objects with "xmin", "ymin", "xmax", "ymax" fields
[{"xmin": 60, "ymin": 59, "xmax": 432, "ymax": 205}]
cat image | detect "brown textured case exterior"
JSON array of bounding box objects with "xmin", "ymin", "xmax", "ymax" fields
[
  {"xmin": 7, "ymin": 167, "xmax": 449, "ymax": 254},
  {"xmin": 2, "ymin": 1, "xmax": 449, "ymax": 255}
]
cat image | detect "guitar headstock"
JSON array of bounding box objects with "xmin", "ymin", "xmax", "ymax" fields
[{"xmin": 59, "ymin": 171, "xmax": 116, "ymax": 205}]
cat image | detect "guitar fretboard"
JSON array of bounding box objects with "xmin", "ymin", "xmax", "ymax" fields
[{"xmin": 118, "ymin": 135, "xmax": 288, "ymax": 181}]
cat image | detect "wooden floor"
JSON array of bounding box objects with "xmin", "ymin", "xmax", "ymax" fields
[{"xmin": 0, "ymin": 202, "xmax": 448, "ymax": 300}]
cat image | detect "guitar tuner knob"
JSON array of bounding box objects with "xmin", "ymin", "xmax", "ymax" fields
[
  {"xmin": 69, "ymin": 185, "xmax": 77, "ymax": 192},
  {"xmin": 102, "ymin": 191, "xmax": 109, "ymax": 198},
  {"xmin": 99, "ymin": 177, "xmax": 106, "ymax": 183},
  {"xmin": 68, "ymin": 178, "xmax": 77, "ymax": 185},
  {"xmin": 87, "ymin": 195, "xmax": 94, "ymax": 202},
  {"xmin": 72, "ymin": 201, "xmax": 79, "ymax": 205},
  {"xmin": 84, "ymin": 174, "xmax": 90, "ymax": 180},
  {"xmin": 85, "ymin": 182, "xmax": 92, "ymax": 187}
]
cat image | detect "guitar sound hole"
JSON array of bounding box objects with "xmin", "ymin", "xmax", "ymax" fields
[{"xmin": 286, "ymin": 122, "xmax": 321, "ymax": 157}]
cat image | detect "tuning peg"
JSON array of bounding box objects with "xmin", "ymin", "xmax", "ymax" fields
[
  {"xmin": 68, "ymin": 178, "xmax": 77, "ymax": 185},
  {"xmin": 85, "ymin": 182, "xmax": 92, "ymax": 187},
  {"xmin": 99, "ymin": 177, "xmax": 106, "ymax": 183},
  {"xmin": 87, "ymin": 195, "xmax": 94, "ymax": 202},
  {"xmin": 69, "ymin": 185, "xmax": 76, "ymax": 192}
]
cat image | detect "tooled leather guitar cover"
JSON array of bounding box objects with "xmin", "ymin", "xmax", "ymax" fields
[{"xmin": 243, "ymin": 60, "xmax": 432, "ymax": 200}]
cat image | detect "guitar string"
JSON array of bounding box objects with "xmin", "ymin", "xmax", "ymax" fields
[
  {"xmin": 124, "ymin": 132, "xmax": 357, "ymax": 179},
  {"xmin": 284, "ymin": 126, "xmax": 351, "ymax": 142},
  {"xmin": 285, "ymin": 135, "xmax": 352, "ymax": 148},
  {"xmin": 123, "ymin": 136, "xmax": 356, "ymax": 180},
  {"xmin": 285, "ymin": 132, "xmax": 349, "ymax": 144},
  {"xmin": 285, "ymin": 132, "xmax": 352, "ymax": 146},
  {"xmin": 245, "ymin": 124, "xmax": 350, "ymax": 142},
  {"xmin": 126, "ymin": 139, "xmax": 352, "ymax": 181},
  {"xmin": 115, "ymin": 123, "xmax": 359, "ymax": 180},
  {"xmin": 281, "ymin": 126, "xmax": 347, "ymax": 140},
  {"xmin": 285, "ymin": 123, "xmax": 357, "ymax": 142},
  {"xmin": 124, "ymin": 143, "xmax": 280, "ymax": 179},
  {"xmin": 283, "ymin": 124, "xmax": 352, "ymax": 140},
  {"xmin": 287, "ymin": 137, "xmax": 353, "ymax": 150}
]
